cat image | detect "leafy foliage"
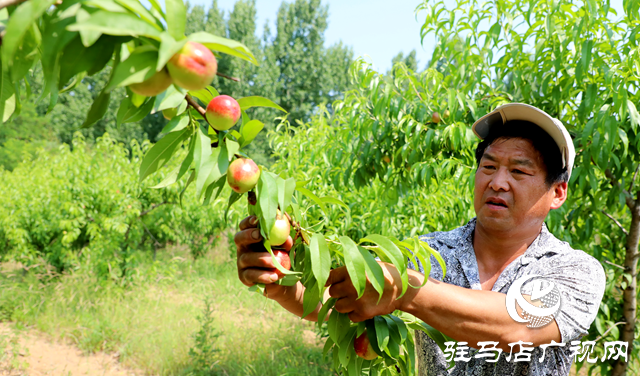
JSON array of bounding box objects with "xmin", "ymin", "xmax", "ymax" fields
[{"xmin": 0, "ymin": 133, "xmax": 236, "ymax": 278}]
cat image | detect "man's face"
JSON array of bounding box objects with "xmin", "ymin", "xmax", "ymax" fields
[{"xmin": 474, "ymin": 137, "xmax": 567, "ymax": 233}]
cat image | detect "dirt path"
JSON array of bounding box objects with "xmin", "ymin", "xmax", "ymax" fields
[{"xmin": 0, "ymin": 323, "xmax": 142, "ymax": 376}]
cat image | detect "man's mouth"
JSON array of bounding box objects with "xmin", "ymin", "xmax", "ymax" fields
[{"xmin": 486, "ymin": 197, "xmax": 508, "ymax": 208}]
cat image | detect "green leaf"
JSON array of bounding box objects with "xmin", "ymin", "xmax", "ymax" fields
[
  {"xmin": 202, "ymin": 175, "xmax": 226, "ymax": 205},
  {"xmin": 338, "ymin": 326, "xmax": 357, "ymax": 368},
  {"xmin": 81, "ymin": 90, "xmax": 111, "ymax": 128},
  {"xmin": 237, "ymin": 96, "xmax": 287, "ymax": 112},
  {"xmin": 339, "ymin": 236, "xmax": 367, "ymax": 299},
  {"xmin": 310, "ymin": 234, "xmax": 331, "ymax": 296},
  {"xmin": 117, "ymin": 96, "xmax": 155, "ymax": 126},
  {"xmin": 224, "ymin": 190, "xmax": 242, "ymax": 223},
  {"xmin": 150, "ymin": 136, "xmax": 193, "ymax": 189},
  {"xmin": 114, "ymin": 0, "xmax": 162, "ymax": 29},
  {"xmin": 283, "ymin": 178, "xmax": 296, "ymax": 211},
  {"xmin": 10, "ymin": 22, "xmax": 41, "ymax": 82},
  {"xmin": 157, "ymin": 32, "xmax": 186, "ymax": 71},
  {"xmin": 195, "ymin": 144, "xmax": 218, "ymax": 198},
  {"xmin": 359, "ymin": 247, "xmax": 385, "ymax": 303},
  {"xmin": 320, "ymin": 196, "xmax": 349, "ymax": 210},
  {"xmin": 422, "ymin": 239, "xmax": 446, "ymax": 277},
  {"xmin": 187, "ymin": 32, "xmax": 258, "ymax": 65},
  {"xmin": 316, "ymin": 297, "xmax": 336, "ymax": 330},
  {"xmin": 328, "ymin": 310, "xmax": 350, "ymax": 346},
  {"xmin": 155, "ymin": 84, "xmax": 187, "ymax": 111},
  {"xmin": 1, "ymin": 0, "xmax": 56, "ymax": 72},
  {"xmin": 408, "ymin": 322, "xmax": 452, "ymax": 353},
  {"xmin": 239, "ymin": 119, "xmax": 264, "ymax": 147},
  {"xmin": 373, "ymin": 316, "xmax": 390, "ymax": 351},
  {"xmin": 264, "ymin": 243, "xmax": 299, "ymax": 276},
  {"xmin": 388, "ymin": 315, "xmax": 408, "ymax": 343},
  {"xmin": 189, "ymin": 88, "xmax": 214, "ymax": 106},
  {"xmin": 360, "ymin": 234, "xmax": 408, "ymax": 298},
  {"xmin": 139, "ymin": 128, "xmax": 189, "ymax": 182},
  {"xmin": 165, "ymin": 0, "xmax": 186, "ymax": 40},
  {"xmin": 106, "ymin": 47, "xmax": 158, "ymax": 90},
  {"xmin": 257, "ymin": 171, "xmax": 278, "ymax": 239},
  {"xmin": 67, "ymin": 10, "xmax": 163, "ymax": 40},
  {"xmin": 225, "ymin": 139, "xmax": 239, "ymax": 160},
  {"xmin": 159, "ymin": 113, "xmax": 189, "ymax": 134},
  {"xmin": 302, "ymin": 278, "xmax": 321, "ymax": 319},
  {"xmin": 296, "ymin": 186, "xmax": 328, "ymax": 213}
]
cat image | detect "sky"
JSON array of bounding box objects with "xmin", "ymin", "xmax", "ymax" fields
[
  {"xmin": 188, "ymin": 0, "xmax": 626, "ymax": 73},
  {"xmin": 189, "ymin": 0, "xmax": 435, "ymax": 73}
]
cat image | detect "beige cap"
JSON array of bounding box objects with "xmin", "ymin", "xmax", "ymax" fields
[{"xmin": 472, "ymin": 103, "xmax": 575, "ymax": 178}]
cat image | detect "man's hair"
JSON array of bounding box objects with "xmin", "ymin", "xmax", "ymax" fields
[{"xmin": 474, "ymin": 120, "xmax": 569, "ymax": 186}]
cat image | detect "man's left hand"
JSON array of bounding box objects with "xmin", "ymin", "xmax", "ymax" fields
[{"xmin": 326, "ymin": 262, "xmax": 417, "ymax": 322}]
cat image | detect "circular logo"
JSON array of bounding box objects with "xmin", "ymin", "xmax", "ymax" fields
[{"xmin": 506, "ymin": 275, "xmax": 561, "ymax": 328}]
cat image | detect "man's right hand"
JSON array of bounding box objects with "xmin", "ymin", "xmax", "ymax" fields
[{"xmin": 235, "ymin": 215, "xmax": 293, "ymax": 299}]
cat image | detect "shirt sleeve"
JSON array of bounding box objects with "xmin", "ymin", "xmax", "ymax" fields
[{"xmin": 522, "ymin": 251, "xmax": 606, "ymax": 343}]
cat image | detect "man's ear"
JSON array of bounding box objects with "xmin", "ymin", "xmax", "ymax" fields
[{"xmin": 550, "ymin": 182, "xmax": 568, "ymax": 210}]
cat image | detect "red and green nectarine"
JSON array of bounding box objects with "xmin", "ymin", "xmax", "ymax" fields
[
  {"xmin": 227, "ymin": 158, "xmax": 260, "ymax": 194},
  {"xmin": 354, "ymin": 330, "xmax": 379, "ymax": 360},
  {"xmin": 167, "ymin": 42, "xmax": 217, "ymax": 91},
  {"xmin": 206, "ymin": 95, "xmax": 241, "ymax": 131}
]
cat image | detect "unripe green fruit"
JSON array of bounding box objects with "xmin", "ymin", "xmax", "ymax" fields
[
  {"xmin": 354, "ymin": 330, "xmax": 379, "ymax": 360},
  {"xmin": 443, "ymin": 109, "xmax": 450, "ymax": 119},
  {"xmin": 227, "ymin": 158, "xmax": 260, "ymax": 194},
  {"xmin": 129, "ymin": 68, "xmax": 172, "ymax": 97},
  {"xmin": 269, "ymin": 210, "xmax": 290, "ymax": 247},
  {"xmin": 163, "ymin": 108, "xmax": 178, "ymax": 120}
]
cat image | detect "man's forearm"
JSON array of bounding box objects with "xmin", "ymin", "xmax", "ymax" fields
[
  {"xmin": 399, "ymin": 270, "xmax": 561, "ymax": 351},
  {"xmin": 266, "ymin": 282, "xmax": 324, "ymax": 322}
]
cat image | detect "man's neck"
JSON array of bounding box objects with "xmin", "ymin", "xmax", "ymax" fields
[{"xmin": 472, "ymin": 221, "xmax": 543, "ymax": 290}]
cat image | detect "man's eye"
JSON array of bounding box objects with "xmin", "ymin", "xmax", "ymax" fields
[
  {"xmin": 512, "ymin": 169, "xmax": 525, "ymax": 174},
  {"xmin": 483, "ymin": 165, "xmax": 495, "ymax": 170}
]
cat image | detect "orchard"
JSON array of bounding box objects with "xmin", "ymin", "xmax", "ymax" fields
[{"xmin": 1, "ymin": 0, "xmax": 640, "ymax": 375}]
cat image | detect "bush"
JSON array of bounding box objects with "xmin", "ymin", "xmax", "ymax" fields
[{"xmin": 0, "ymin": 133, "xmax": 242, "ymax": 279}]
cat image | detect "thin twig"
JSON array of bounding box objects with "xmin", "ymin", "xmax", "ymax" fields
[
  {"xmin": 216, "ymin": 72, "xmax": 240, "ymax": 82},
  {"xmin": 594, "ymin": 321, "xmax": 626, "ymax": 342},
  {"xmin": 140, "ymin": 219, "xmax": 161, "ymax": 247},
  {"xmin": 601, "ymin": 210, "xmax": 629, "ymax": 236},
  {"xmin": 139, "ymin": 202, "xmax": 168, "ymax": 217},
  {"xmin": 185, "ymin": 94, "xmax": 207, "ymax": 119},
  {"xmin": 604, "ymin": 260, "xmax": 626, "ymax": 270}
]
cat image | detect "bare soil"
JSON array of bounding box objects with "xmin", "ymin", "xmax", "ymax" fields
[{"xmin": 0, "ymin": 323, "xmax": 142, "ymax": 376}]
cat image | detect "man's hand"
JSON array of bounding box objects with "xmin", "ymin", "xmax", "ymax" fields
[
  {"xmin": 326, "ymin": 262, "xmax": 422, "ymax": 322},
  {"xmin": 235, "ymin": 215, "xmax": 293, "ymax": 300}
]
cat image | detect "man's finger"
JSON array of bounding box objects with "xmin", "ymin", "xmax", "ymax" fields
[
  {"xmin": 325, "ymin": 266, "xmax": 348, "ymax": 287},
  {"xmin": 239, "ymin": 215, "xmax": 259, "ymax": 231},
  {"xmin": 238, "ymin": 251, "xmax": 278, "ymax": 270},
  {"xmin": 272, "ymin": 236, "xmax": 294, "ymax": 252},
  {"xmin": 239, "ymin": 269, "xmax": 279, "ymax": 286},
  {"xmin": 334, "ymin": 297, "xmax": 354, "ymax": 314},
  {"xmin": 234, "ymin": 228, "xmax": 263, "ymax": 250}
]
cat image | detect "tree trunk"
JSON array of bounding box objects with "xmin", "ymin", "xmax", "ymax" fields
[{"xmin": 612, "ymin": 202, "xmax": 640, "ymax": 376}]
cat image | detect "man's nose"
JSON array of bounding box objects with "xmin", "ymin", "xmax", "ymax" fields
[{"xmin": 488, "ymin": 167, "xmax": 510, "ymax": 191}]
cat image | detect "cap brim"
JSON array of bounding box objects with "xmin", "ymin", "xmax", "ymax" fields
[{"xmin": 472, "ymin": 103, "xmax": 575, "ymax": 178}]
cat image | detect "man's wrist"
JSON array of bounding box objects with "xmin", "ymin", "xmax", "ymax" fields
[{"xmin": 397, "ymin": 269, "xmax": 427, "ymax": 314}]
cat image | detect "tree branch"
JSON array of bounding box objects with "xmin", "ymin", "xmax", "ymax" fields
[
  {"xmin": 601, "ymin": 210, "xmax": 629, "ymax": 236},
  {"xmin": 140, "ymin": 202, "xmax": 169, "ymax": 217},
  {"xmin": 594, "ymin": 321, "xmax": 626, "ymax": 342},
  {"xmin": 216, "ymin": 71, "xmax": 240, "ymax": 82},
  {"xmin": 604, "ymin": 260, "xmax": 626, "ymax": 270},
  {"xmin": 185, "ymin": 94, "xmax": 207, "ymax": 118}
]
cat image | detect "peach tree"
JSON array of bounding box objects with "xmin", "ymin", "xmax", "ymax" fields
[{"xmin": 1, "ymin": 0, "xmax": 451, "ymax": 375}]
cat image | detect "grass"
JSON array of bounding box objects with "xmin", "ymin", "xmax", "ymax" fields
[{"xmin": 0, "ymin": 244, "xmax": 333, "ymax": 376}]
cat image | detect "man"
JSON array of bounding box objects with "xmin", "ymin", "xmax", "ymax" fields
[{"xmin": 235, "ymin": 103, "xmax": 606, "ymax": 375}]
